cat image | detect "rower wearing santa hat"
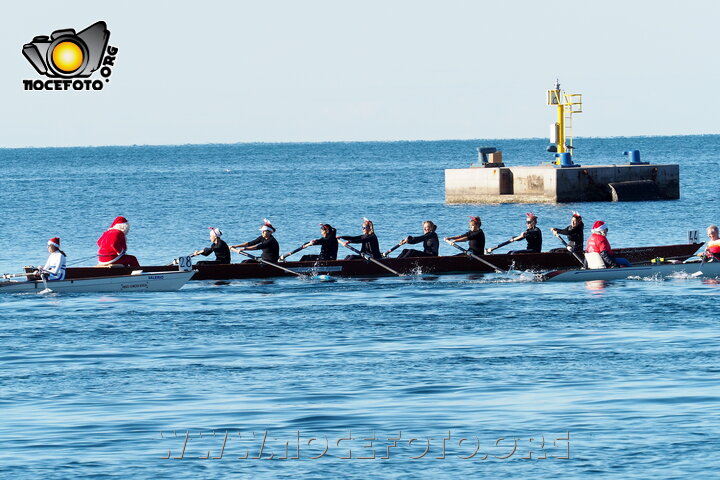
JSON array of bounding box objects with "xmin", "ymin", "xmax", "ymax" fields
[
  {"xmin": 508, "ymin": 213, "xmax": 543, "ymax": 254},
  {"xmin": 550, "ymin": 211, "xmax": 585, "ymax": 254},
  {"xmin": 193, "ymin": 227, "xmax": 231, "ymax": 264},
  {"xmin": 231, "ymin": 219, "xmax": 280, "ymax": 263},
  {"xmin": 586, "ymin": 221, "xmax": 631, "ymax": 268},
  {"xmin": 96, "ymin": 216, "xmax": 140, "ymax": 267},
  {"xmin": 34, "ymin": 237, "xmax": 67, "ymax": 281}
]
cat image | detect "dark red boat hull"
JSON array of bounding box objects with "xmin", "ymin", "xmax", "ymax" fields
[{"xmin": 64, "ymin": 243, "xmax": 702, "ymax": 280}]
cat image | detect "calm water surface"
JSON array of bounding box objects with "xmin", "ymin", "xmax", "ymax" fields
[{"xmin": 1, "ymin": 137, "xmax": 719, "ymax": 478}]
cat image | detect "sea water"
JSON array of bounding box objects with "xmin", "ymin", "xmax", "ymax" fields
[{"xmin": 0, "ymin": 137, "xmax": 718, "ymax": 479}]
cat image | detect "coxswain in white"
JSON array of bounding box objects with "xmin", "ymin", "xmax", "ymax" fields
[{"xmin": 35, "ymin": 237, "xmax": 67, "ymax": 281}]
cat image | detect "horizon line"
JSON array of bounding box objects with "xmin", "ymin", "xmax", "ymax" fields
[{"xmin": 1, "ymin": 132, "xmax": 718, "ymax": 150}]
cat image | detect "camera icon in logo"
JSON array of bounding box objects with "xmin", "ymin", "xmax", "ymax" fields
[{"xmin": 22, "ymin": 21, "xmax": 109, "ymax": 78}]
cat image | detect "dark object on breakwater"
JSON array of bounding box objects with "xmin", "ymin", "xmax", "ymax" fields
[
  {"xmin": 609, "ymin": 179, "xmax": 662, "ymax": 202},
  {"xmin": 62, "ymin": 243, "xmax": 701, "ymax": 280}
]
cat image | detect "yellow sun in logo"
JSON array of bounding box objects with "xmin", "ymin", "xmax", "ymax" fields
[{"xmin": 51, "ymin": 41, "xmax": 83, "ymax": 72}]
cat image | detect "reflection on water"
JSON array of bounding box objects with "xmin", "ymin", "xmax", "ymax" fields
[{"xmin": 585, "ymin": 280, "xmax": 608, "ymax": 293}]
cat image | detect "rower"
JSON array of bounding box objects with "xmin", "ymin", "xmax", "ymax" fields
[
  {"xmin": 231, "ymin": 219, "xmax": 280, "ymax": 263},
  {"xmin": 193, "ymin": 227, "xmax": 231, "ymax": 264},
  {"xmin": 97, "ymin": 216, "xmax": 140, "ymax": 267},
  {"xmin": 550, "ymin": 211, "xmax": 584, "ymax": 254},
  {"xmin": 704, "ymin": 225, "xmax": 720, "ymax": 261},
  {"xmin": 299, "ymin": 224, "xmax": 338, "ymax": 262},
  {"xmin": 34, "ymin": 237, "xmax": 67, "ymax": 280},
  {"xmin": 444, "ymin": 216, "xmax": 485, "ymax": 255},
  {"xmin": 396, "ymin": 220, "xmax": 439, "ymax": 258},
  {"xmin": 508, "ymin": 213, "xmax": 542, "ymax": 254},
  {"xmin": 586, "ymin": 220, "xmax": 631, "ymax": 268},
  {"xmin": 338, "ymin": 217, "xmax": 382, "ymax": 260}
]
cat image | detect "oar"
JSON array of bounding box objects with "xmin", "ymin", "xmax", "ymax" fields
[
  {"xmin": 655, "ymin": 254, "xmax": 703, "ymax": 262},
  {"xmin": 2, "ymin": 269, "xmax": 54, "ymax": 292},
  {"xmin": 2, "ymin": 272, "xmax": 32, "ymax": 279},
  {"xmin": 337, "ymin": 239, "xmax": 403, "ymax": 276},
  {"xmin": 382, "ymin": 242, "xmax": 404, "ymax": 258},
  {"xmin": 231, "ymin": 248, "xmax": 305, "ymax": 277},
  {"xmin": 551, "ymin": 231, "xmax": 586, "ymax": 267},
  {"xmin": 445, "ymin": 239, "xmax": 505, "ymax": 273},
  {"xmin": 280, "ymin": 244, "xmax": 307, "ymax": 262},
  {"xmin": 691, "ymin": 250, "xmax": 708, "ymax": 278},
  {"xmin": 485, "ymin": 239, "xmax": 514, "ymax": 254}
]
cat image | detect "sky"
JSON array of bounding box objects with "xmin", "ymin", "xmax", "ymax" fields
[{"xmin": 1, "ymin": 0, "xmax": 719, "ymax": 148}]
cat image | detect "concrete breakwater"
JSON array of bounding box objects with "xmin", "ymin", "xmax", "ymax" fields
[{"xmin": 445, "ymin": 164, "xmax": 679, "ymax": 204}]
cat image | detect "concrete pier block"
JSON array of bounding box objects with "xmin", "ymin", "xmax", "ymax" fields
[{"xmin": 445, "ymin": 164, "xmax": 679, "ymax": 204}]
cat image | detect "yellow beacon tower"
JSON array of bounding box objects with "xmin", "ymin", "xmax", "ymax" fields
[{"xmin": 547, "ymin": 80, "xmax": 582, "ymax": 166}]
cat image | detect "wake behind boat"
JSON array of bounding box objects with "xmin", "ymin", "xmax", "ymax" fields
[{"xmin": 0, "ymin": 270, "xmax": 195, "ymax": 294}]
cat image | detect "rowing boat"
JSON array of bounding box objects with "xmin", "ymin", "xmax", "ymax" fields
[
  {"xmin": 0, "ymin": 270, "xmax": 195, "ymax": 293},
  {"xmin": 59, "ymin": 243, "xmax": 702, "ymax": 280},
  {"xmin": 542, "ymin": 260, "xmax": 720, "ymax": 282}
]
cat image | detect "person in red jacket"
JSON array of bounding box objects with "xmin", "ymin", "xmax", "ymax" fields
[
  {"xmin": 585, "ymin": 220, "xmax": 630, "ymax": 268},
  {"xmin": 97, "ymin": 216, "xmax": 140, "ymax": 267},
  {"xmin": 705, "ymin": 225, "xmax": 720, "ymax": 261}
]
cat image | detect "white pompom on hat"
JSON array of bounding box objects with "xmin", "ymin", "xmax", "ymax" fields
[
  {"xmin": 111, "ymin": 216, "xmax": 128, "ymax": 227},
  {"xmin": 260, "ymin": 218, "xmax": 276, "ymax": 232}
]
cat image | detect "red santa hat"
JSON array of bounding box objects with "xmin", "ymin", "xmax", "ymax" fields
[
  {"xmin": 111, "ymin": 216, "xmax": 128, "ymax": 227},
  {"xmin": 48, "ymin": 237, "xmax": 60, "ymax": 247},
  {"xmin": 526, "ymin": 212, "xmax": 537, "ymax": 222},
  {"xmin": 592, "ymin": 220, "xmax": 608, "ymax": 233}
]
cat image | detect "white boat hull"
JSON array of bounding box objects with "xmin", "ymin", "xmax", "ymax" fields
[
  {"xmin": 0, "ymin": 270, "xmax": 195, "ymax": 293},
  {"xmin": 543, "ymin": 261, "xmax": 720, "ymax": 282}
]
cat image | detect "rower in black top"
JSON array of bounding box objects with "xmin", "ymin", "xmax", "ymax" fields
[
  {"xmin": 550, "ymin": 211, "xmax": 584, "ymax": 254},
  {"xmin": 444, "ymin": 216, "xmax": 485, "ymax": 255},
  {"xmin": 395, "ymin": 220, "xmax": 439, "ymax": 258},
  {"xmin": 231, "ymin": 219, "xmax": 280, "ymax": 262},
  {"xmin": 508, "ymin": 213, "xmax": 542, "ymax": 254},
  {"xmin": 194, "ymin": 227, "xmax": 231, "ymax": 264},
  {"xmin": 300, "ymin": 224, "xmax": 339, "ymax": 261},
  {"xmin": 338, "ymin": 218, "xmax": 382, "ymax": 260}
]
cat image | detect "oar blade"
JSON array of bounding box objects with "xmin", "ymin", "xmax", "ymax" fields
[{"xmin": 310, "ymin": 274, "xmax": 335, "ymax": 282}]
